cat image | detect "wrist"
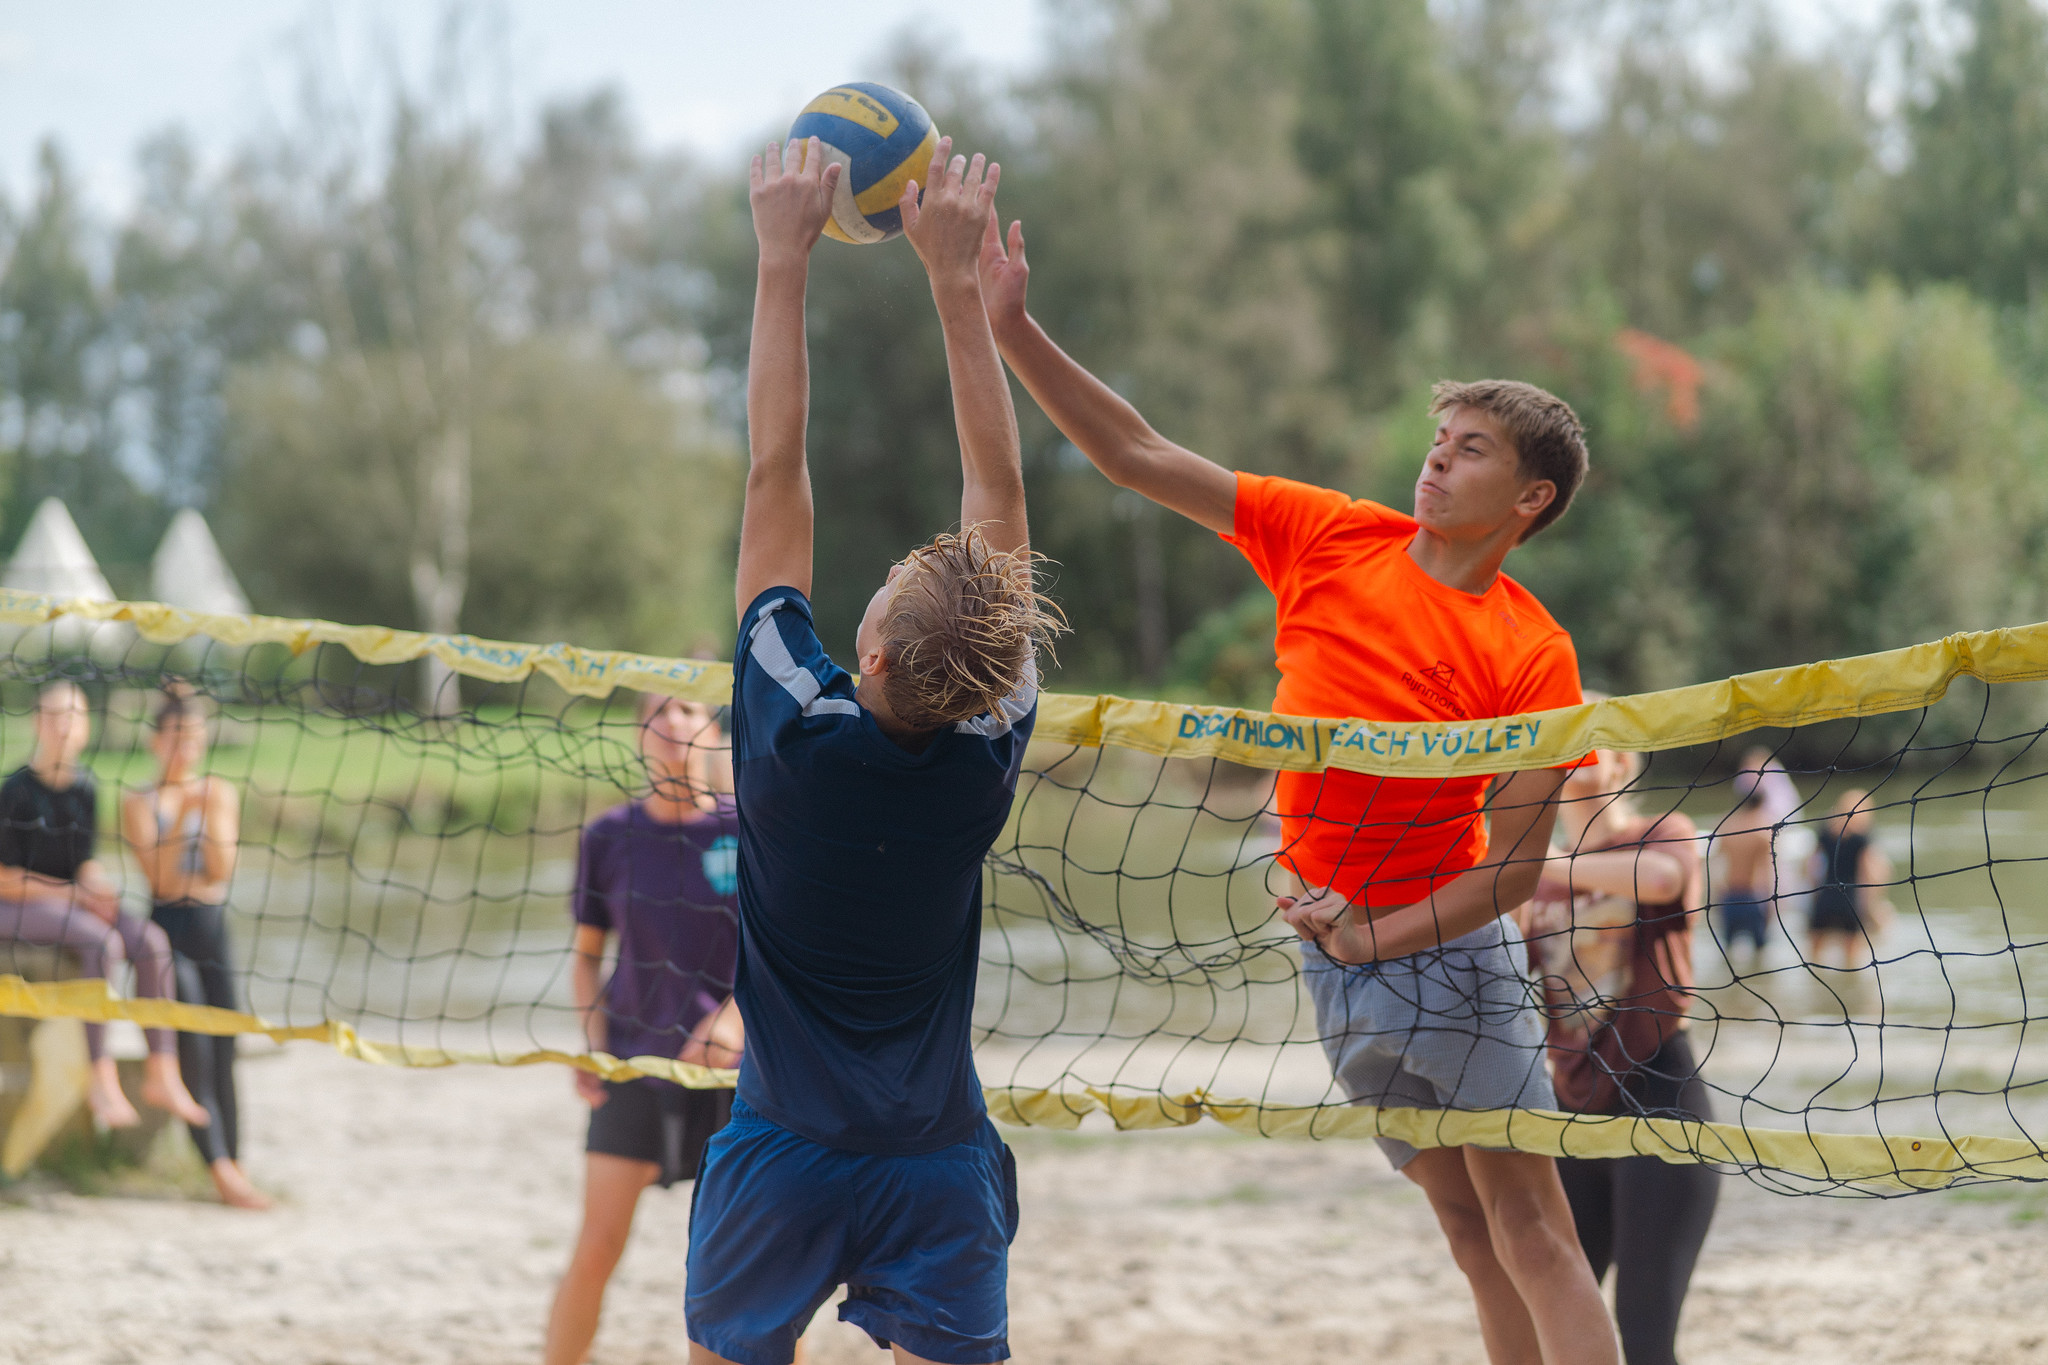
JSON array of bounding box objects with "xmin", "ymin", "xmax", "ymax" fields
[
  {"xmin": 988, "ymin": 307, "xmax": 1033, "ymax": 348},
  {"xmin": 927, "ymin": 266, "xmax": 983, "ymax": 300},
  {"xmin": 757, "ymin": 253, "xmax": 811, "ymax": 282}
]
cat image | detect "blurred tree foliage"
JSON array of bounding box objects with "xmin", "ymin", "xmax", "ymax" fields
[{"xmin": 2, "ymin": 0, "xmax": 2047, "ymax": 706}]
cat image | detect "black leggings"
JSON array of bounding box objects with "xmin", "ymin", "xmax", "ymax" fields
[
  {"xmin": 150, "ymin": 900, "xmax": 242, "ymax": 1165},
  {"xmin": 1555, "ymin": 1032, "xmax": 1720, "ymax": 1365}
]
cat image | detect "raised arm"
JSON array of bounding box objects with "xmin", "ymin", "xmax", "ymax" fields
[
  {"xmin": 900, "ymin": 139, "xmax": 1028, "ymax": 555},
  {"xmin": 734, "ymin": 138, "xmax": 843, "ymax": 622},
  {"xmin": 980, "ymin": 220, "xmax": 1236, "ymax": 536}
]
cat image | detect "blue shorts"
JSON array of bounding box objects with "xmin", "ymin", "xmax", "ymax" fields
[
  {"xmin": 685, "ymin": 1097, "xmax": 1019, "ymax": 1365},
  {"xmin": 1719, "ymin": 893, "xmax": 1771, "ymax": 950}
]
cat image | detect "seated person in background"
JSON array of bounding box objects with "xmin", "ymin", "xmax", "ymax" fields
[
  {"xmin": 545, "ymin": 692, "xmax": 745, "ymax": 1365},
  {"xmin": 120, "ymin": 683, "xmax": 269, "ymax": 1209},
  {"xmin": 0, "ymin": 680, "xmax": 207, "ymax": 1130},
  {"xmin": 1524, "ymin": 743, "xmax": 1716, "ymax": 1365},
  {"xmin": 1714, "ymin": 775, "xmax": 1776, "ymax": 964},
  {"xmin": 1808, "ymin": 788, "xmax": 1894, "ymax": 969}
]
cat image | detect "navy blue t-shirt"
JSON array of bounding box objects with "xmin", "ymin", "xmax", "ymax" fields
[{"xmin": 730, "ymin": 588, "xmax": 1037, "ymax": 1156}]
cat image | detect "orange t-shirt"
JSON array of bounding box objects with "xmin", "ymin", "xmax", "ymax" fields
[{"xmin": 1223, "ymin": 472, "xmax": 1584, "ymax": 907}]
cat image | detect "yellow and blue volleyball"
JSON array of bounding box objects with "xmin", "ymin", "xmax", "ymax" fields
[{"xmin": 790, "ymin": 82, "xmax": 939, "ymax": 245}]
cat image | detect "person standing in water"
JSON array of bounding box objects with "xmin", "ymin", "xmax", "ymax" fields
[
  {"xmin": 1807, "ymin": 788, "xmax": 1894, "ymax": 969},
  {"xmin": 120, "ymin": 683, "xmax": 268, "ymax": 1209}
]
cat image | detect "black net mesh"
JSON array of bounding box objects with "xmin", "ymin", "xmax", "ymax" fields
[{"xmin": 4, "ymin": 612, "xmax": 2047, "ymax": 1195}]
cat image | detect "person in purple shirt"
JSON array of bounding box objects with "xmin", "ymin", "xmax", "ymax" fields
[{"xmin": 545, "ymin": 692, "xmax": 746, "ymax": 1365}]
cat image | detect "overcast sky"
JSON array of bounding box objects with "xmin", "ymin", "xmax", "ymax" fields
[
  {"xmin": 0, "ymin": 0, "xmax": 1049, "ymax": 211},
  {"xmin": 1, "ymin": 0, "xmax": 1899, "ymax": 214}
]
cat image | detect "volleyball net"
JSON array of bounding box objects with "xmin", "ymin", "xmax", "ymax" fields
[{"xmin": 3, "ymin": 591, "xmax": 2048, "ymax": 1195}]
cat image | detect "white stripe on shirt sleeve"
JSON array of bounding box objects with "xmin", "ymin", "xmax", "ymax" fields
[{"xmin": 749, "ymin": 598, "xmax": 861, "ymax": 719}]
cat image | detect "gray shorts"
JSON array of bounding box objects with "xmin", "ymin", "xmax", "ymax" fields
[{"xmin": 1299, "ymin": 917, "xmax": 1555, "ymax": 1169}]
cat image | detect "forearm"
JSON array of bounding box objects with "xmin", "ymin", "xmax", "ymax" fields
[
  {"xmin": 0, "ymin": 864, "xmax": 54, "ymax": 901},
  {"xmin": 996, "ymin": 313, "xmax": 1161, "ymax": 480},
  {"xmin": 932, "ymin": 273, "xmax": 1027, "ymax": 551},
  {"xmin": 747, "ymin": 260, "xmax": 812, "ymax": 480},
  {"xmin": 1548, "ymin": 848, "xmax": 1686, "ymax": 903},
  {"xmin": 570, "ymin": 960, "xmax": 605, "ymax": 1049},
  {"xmin": 736, "ymin": 258, "xmax": 816, "ymax": 611},
  {"xmin": 1329, "ymin": 860, "xmax": 1546, "ymax": 963},
  {"xmin": 994, "ymin": 312, "xmax": 1234, "ymax": 533}
]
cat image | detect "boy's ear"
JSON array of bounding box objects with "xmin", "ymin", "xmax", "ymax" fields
[
  {"xmin": 1513, "ymin": 476, "xmax": 1557, "ymax": 541},
  {"xmin": 1516, "ymin": 477, "xmax": 1557, "ymax": 519}
]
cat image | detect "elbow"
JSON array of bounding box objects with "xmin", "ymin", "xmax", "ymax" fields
[
  {"xmin": 1098, "ymin": 432, "xmax": 1170, "ymax": 492},
  {"xmin": 1495, "ymin": 862, "xmax": 1545, "ymax": 913},
  {"xmin": 1637, "ymin": 873, "xmax": 1685, "ymax": 903},
  {"xmin": 1634, "ymin": 855, "xmax": 1688, "ymax": 904}
]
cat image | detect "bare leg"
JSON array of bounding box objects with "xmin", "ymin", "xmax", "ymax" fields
[
  {"xmin": 1463, "ymin": 1147, "xmax": 1621, "ymax": 1365},
  {"xmin": 105, "ymin": 914, "xmax": 213, "ymax": 1127},
  {"xmin": 546, "ymin": 1154, "xmax": 659, "ymax": 1365},
  {"xmin": 1403, "ymin": 1146, "xmax": 1544, "ymax": 1365},
  {"xmin": 209, "ymin": 1156, "xmax": 271, "ymax": 1210},
  {"xmin": 87, "ymin": 1055, "xmax": 140, "ymax": 1128},
  {"xmin": 140, "ymin": 1050, "xmax": 212, "ymax": 1128},
  {"xmin": 685, "ymin": 1339, "xmax": 812, "ymax": 1364}
]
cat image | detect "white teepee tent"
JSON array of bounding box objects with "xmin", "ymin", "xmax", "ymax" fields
[
  {"xmin": 149, "ymin": 508, "xmax": 249, "ymax": 616},
  {"xmin": 1, "ymin": 498, "xmax": 113, "ymax": 601}
]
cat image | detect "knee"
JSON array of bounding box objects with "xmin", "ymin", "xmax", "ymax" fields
[
  {"xmin": 136, "ymin": 920, "xmax": 174, "ymax": 967},
  {"xmin": 90, "ymin": 918, "xmax": 129, "ymax": 966},
  {"xmin": 1488, "ymin": 1198, "xmax": 1585, "ymax": 1280},
  {"xmin": 1432, "ymin": 1197, "xmax": 1502, "ymax": 1274}
]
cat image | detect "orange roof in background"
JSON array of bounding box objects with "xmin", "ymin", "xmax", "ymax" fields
[{"xmin": 1615, "ymin": 328, "xmax": 1704, "ymax": 430}]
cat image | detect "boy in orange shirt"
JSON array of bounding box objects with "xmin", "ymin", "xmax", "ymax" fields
[{"xmin": 980, "ymin": 217, "xmax": 1618, "ymax": 1365}]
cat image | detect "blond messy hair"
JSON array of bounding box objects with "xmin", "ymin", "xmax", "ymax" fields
[{"xmin": 879, "ymin": 526, "xmax": 1066, "ymax": 731}]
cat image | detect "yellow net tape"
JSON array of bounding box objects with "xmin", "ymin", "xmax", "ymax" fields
[
  {"xmin": 7, "ymin": 591, "xmax": 2048, "ymax": 1190},
  {"xmin": 7, "ymin": 974, "xmax": 2034, "ymax": 1192},
  {"xmin": 13, "ymin": 587, "xmax": 2047, "ymax": 775}
]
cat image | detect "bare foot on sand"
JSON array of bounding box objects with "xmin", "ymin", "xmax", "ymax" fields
[
  {"xmin": 209, "ymin": 1158, "xmax": 272, "ymax": 1210},
  {"xmin": 140, "ymin": 1053, "xmax": 213, "ymax": 1128},
  {"xmin": 87, "ymin": 1058, "xmax": 140, "ymax": 1128}
]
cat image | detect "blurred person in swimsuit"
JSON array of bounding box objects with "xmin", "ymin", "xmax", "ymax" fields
[
  {"xmin": 0, "ymin": 680, "xmax": 208, "ymax": 1130},
  {"xmin": 1807, "ymin": 788, "xmax": 1894, "ymax": 969},
  {"xmin": 1714, "ymin": 776, "xmax": 1775, "ymax": 966},
  {"xmin": 121, "ymin": 683, "xmax": 268, "ymax": 1208}
]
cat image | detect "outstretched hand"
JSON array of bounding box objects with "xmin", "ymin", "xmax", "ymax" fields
[
  {"xmin": 750, "ymin": 136, "xmax": 842, "ymax": 267},
  {"xmin": 979, "ymin": 215, "xmax": 1030, "ymax": 337},
  {"xmin": 901, "ymin": 136, "xmax": 1000, "ymax": 284}
]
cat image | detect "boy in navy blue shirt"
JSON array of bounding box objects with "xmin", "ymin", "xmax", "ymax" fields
[{"xmin": 684, "ymin": 135, "xmax": 1060, "ymax": 1365}]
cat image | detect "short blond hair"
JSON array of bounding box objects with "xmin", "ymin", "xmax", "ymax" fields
[{"xmin": 879, "ymin": 527, "xmax": 1066, "ymax": 731}]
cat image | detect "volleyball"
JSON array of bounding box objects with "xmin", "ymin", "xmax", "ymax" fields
[{"xmin": 789, "ymin": 82, "xmax": 939, "ymax": 245}]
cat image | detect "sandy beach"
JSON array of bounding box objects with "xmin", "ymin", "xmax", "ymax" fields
[{"xmin": 2, "ymin": 1040, "xmax": 2044, "ymax": 1365}]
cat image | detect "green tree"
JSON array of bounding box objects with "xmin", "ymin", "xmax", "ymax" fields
[
  {"xmin": 1572, "ymin": 30, "xmax": 1874, "ymax": 337},
  {"xmin": 0, "ymin": 142, "xmax": 163, "ymax": 582},
  {"xmin": 1891, "ymin": 0, "xmax": 2048, "ymax": 307},
  {"xmin": 218, "ymin": 336, "xmax": 736, "ymax": 655}
]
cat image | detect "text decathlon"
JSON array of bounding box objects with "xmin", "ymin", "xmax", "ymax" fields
[{"xmin": 1177, "ymin": 712, "xmax": 1310, "ymax": 751}]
